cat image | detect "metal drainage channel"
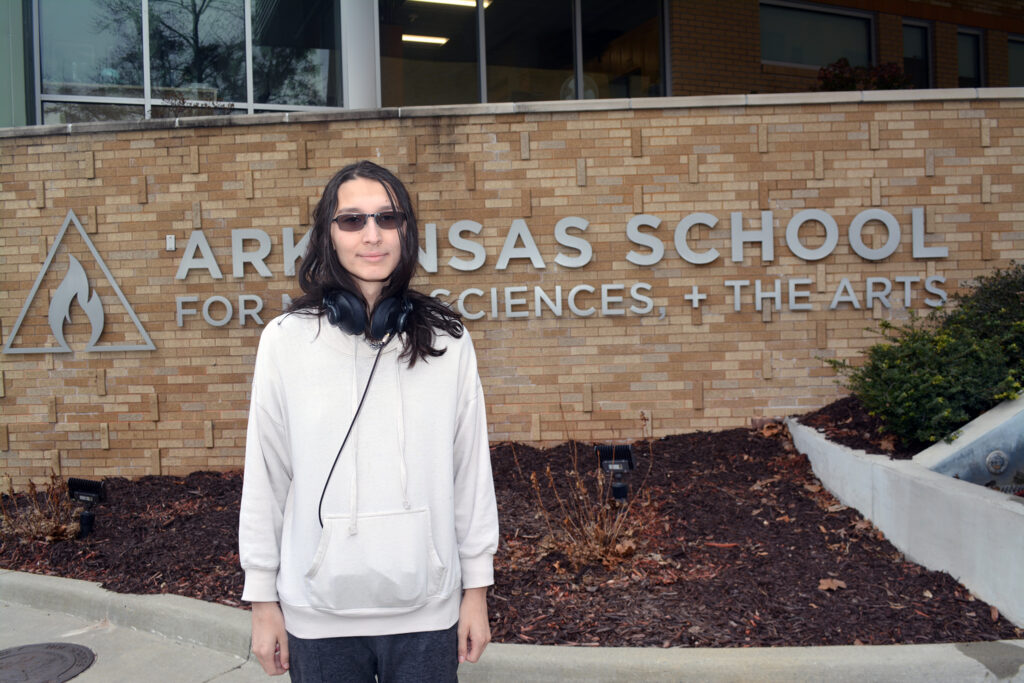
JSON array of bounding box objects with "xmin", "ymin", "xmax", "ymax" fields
[
  {"xmin": 983, "ymin": 450, "xmax": 1024, "ymax": 495},
  {"xmin": 0, "ymin": 642, "xmax": 95, "ymax": 682}
]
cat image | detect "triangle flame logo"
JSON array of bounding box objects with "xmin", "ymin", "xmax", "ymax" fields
[{"xmin": 3, "ymin": 210, "xmax": 156, "ymax": 354}]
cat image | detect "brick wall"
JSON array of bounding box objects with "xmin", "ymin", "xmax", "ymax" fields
[
  {"xmin": 877, "ymin": 13, "xmax": 903, "ymax": 66},
  {"xmin": 934, "ymin": 22, "xmax": 960, "ymax": 88},
  {"xmin": 1, "ymin": 92, "xmax": 1022, "ymax": 488},
  {"xmin": 987, "ymin": 30, "xmax": 1010, "ymax": 86},
  {"xmin": 669, "ymin": 0, "xmax": 761, "ymax": 96},
  {"xmin": 669, "ymin": 0, "xmax": 1024, "ymax": 95}
]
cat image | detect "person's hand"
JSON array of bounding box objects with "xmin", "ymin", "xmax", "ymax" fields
[
  {"xmin": 251, "ymin": 601, "xmax": 289, "ymax": 675},
  {"xmin": 458, "ymin": 586, "xmax": 491, "ymax": 664}
]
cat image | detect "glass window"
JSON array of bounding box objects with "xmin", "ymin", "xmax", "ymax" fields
[
  {"xmin": 39, "ymin": 0, "xmax": 144, "ymax": 97},
  {"xmin": 151, "ymin": 102, "xmax": 238, "ymax": 118},
  {"xmin": 581, "ymin": 0, "xmax": 662, "ymax": 99},
  {"xmin": 902, "ymin": 23, "xmax": 929, "ymax": 89},
  {"xmin": 379, "ymin": 0, "xmax": 480, "ymax": 107},
  {"xmin": 252, "ymin": 0, "xmax": 343, "ymax": 106},
  {"xmin": 149, "ymin": 0, "xmax": 246, "ymax": 103},
  {"xmin": 43, "ymin": 101, "xmax": 145, "ymax": 124},
  {"xmin": 760, "ymin": 3, "xmax": 871, "ymax": 68},
  {"xmin": 1008, "ymin": 37, "xmax": 1024, "ymax": 87},
  {"xmin": 957, "ymin": 31, "xmax": 982, "ymax": 87},
  {"xmin": 486, "ymin": 0, "xmax": 573, "ymax": 102}
]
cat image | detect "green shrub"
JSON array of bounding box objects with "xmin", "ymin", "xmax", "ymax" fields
[
  {"xmin": 941, "ymin": 263, "xmax": 1024, "ymax": 382},
  {"xmin": 827, "ymin": 263, "xmax": 1023, "ymax": 449}
]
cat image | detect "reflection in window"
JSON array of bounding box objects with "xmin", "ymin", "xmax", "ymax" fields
[
  {"xmin": 582, "ymin": 0, "xmax": 662, "ymax": 99},
  {"xmin": 151, "ymin": 104, "xmax": 242, "ymax": 118},
  {"xmin": 39, "ymin": 0, "xmax": 143, "ymax": 97},
  {"xmin": 149, "ymin": 0, "xmax": 246, "ymax": 103},
  {"xmin": 957, "ymin": 31, "xmax": 982, "ymax": 87},
  {"xmin": 903, "ymin": 23, "xmax": 929, "ymax": 89},
  {"xmin": 486, "ymin": 0, "xmax": 573, "ymax": 102},
  {"xmin": 1007, "ymin": 38, "xmax": 1023, "ymax": 87},
  {"xmin": 760, "ymin": 3, "xmax": 871, "ymax": 68},
  {"xmin": 252, "ymin": 0, "xmax": 343, "ymax": 106},
  {"xmin": 380, "ymin": 0, "xmax": 479, "ymax": 107},
  {"xmin": 43, "ymin": 101, "xmax": 144, "ymax": 124}
]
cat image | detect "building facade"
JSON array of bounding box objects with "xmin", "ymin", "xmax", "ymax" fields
[
  {"xmin": 1, "ymin": 90, "xmax": 1022, "ymax": 486},
  {"xmin": 3, "ymin": 1, "xmax": 1023, "ymax": 128},
  {"xmin": 2, "ymin": 0, "xmax": 1023, "ymax": 486}
]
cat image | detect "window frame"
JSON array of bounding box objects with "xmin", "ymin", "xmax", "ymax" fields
[
  {"xmin": 901, "ymin": 19, "xmax": 932, "ymax": 90},
  {"xmin": 758, "ymin": 0, "xmax": 876, "ymax": 70},
  {"xmin": 30, "ymin": 0, "xmax": 672, "ymax": 122},
  {"xmin": 32, "ymin": 0, "xmax": 349, "ymax": 124},
  {"xmin": 956, "ymin": 27, "xmax": 984, "ymax": 88},
  {"xmin": 1007, "ymin": 34, "xmax": 1023, "ymax": 87}
]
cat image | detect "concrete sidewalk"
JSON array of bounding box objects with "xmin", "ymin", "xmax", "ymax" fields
[{"xmin": 1, "ymin": 570, "xmax": 1022, "ymax": 682}]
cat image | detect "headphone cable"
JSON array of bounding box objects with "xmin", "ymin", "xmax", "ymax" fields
[{"xmin": 317, "ymin": 335, "xmax": 391, "ymax": 528}]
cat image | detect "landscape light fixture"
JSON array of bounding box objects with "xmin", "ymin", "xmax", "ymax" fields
[
  {"xmin": 67, "ymin": 478, "xmax": 104, "ymax": 538},
  {"xmin": 595, "ymin": 445, "xmax": 635, "ymax": 501}
]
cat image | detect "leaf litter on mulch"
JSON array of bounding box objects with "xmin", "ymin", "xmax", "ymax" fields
[{"xmin": 1, "ymin": 399, "xmax": 1020, "ymax": 648}]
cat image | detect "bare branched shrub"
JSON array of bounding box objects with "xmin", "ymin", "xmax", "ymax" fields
[
  {"xmin": 154, "ymin": 92, "xmax": 231, "ymax": 119},
  {"xmin": 513, "ymin": 411, "xmax": 655, "ymax": 569},
  {"xmin": 0, "ymin": 472, "xmax": 81, "ymax": 542}
]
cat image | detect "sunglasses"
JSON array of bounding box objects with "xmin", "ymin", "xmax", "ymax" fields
[{"xmin": 331, "ymin": 211, "xmax": 406, "ymax": 232}]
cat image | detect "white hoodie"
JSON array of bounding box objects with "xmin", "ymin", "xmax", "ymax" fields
[{"xmin": 238, "ymin": 312, "xmax": 499, "ymax": 638}]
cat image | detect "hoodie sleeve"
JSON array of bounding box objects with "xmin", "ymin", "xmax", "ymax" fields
[
  {"xmin": 238, "ymin": 323, "xmax": 293, "ymax": 603},
  {"xmin": 452, "ymin": 332, "xmax": 500, "ymax": 590}
]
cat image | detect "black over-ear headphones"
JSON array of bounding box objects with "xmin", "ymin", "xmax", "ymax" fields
[{"xmin": 323, "ymin": 289, "xmax": 412, "ymax": 340}]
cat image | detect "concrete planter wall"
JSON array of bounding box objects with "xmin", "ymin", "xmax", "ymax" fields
[{"xmin": 787, "ymin": 418, "xmax": 1024, "ymax": 627}]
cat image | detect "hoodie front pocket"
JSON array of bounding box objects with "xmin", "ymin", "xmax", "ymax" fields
[{"xmin": 305, "ymin": 508, "xmax": 447, "ymax": 614}]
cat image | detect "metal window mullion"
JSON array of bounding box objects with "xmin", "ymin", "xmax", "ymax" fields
[
  {"xmin": 870, "ymin": 11, "xmax": 876, "ymax": 66},
  {"xmin": 927, "ymin": 25, "xmax": 935, "ymax": 88},
  {"xmin": 573, "ymin": 0, "xmax": 582, "ymax": 99},
  {"xmin": 661, "ymin": 0, "xmax": 671, "ymax": 97},
  {"xmin": 761, "ymin": 0, "xmax": 873, "ymax": 21},
  {"xmin": 142, "ymin": 0, "xmax": 152, "ymax": 118},
  {"xmin": 476, "ymin": 0, "xmax": 486, "ymax": 103},
  {"xmin": 252, "ymin": 102, "xmax": 342, "ymax": 112},
  {"xmin": 41, "ymin": 93, "xmax": 147, "ymax": 105},
  {"xmin": 32, "ymin": 0, "xmax": 41, "ymax": 123},
  {"xmin": 339, "ymin": 0, "xmax": 347, "ymax": 108},
  {"xmin": 372, "ymin": 0, "xmax": 381, "ymax": 108},
  {"xmin": 245, "ymin": 0, "xmax": 254, "ymax": 113}
]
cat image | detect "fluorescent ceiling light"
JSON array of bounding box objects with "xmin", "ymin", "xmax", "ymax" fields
[
  {"xmin": 402, "ymin": 34, "xmax": 450, "ymax": 45},
  {"xmin": 408, "ymin": 0, "xmax": 491, "ymax": 7}
]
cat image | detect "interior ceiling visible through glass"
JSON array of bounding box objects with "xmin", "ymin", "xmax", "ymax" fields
[{"xmin": 251, "ymin": 0, "xmax": 343, "ymax": 106}]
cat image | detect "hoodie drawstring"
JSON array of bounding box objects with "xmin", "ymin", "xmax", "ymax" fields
[
  {"xmin": 348, "ymin": 341, "xmax": 361, "ymax": 535},
  {"xmin": 394, "ymin": 363, "xmax": 410, "ymax": 510}
]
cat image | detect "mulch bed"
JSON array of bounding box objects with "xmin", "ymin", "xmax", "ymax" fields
[
  {"xmin": 1, "ymin": 398, "xmax": 1020, "ymax": 648},
  {"xmin": 797, "ymin": 395, "xmax": 919, "ymax": 459}
]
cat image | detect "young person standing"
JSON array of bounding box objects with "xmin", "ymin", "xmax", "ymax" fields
[{"xmin": 239, "ymin": 161, "xmax": 499, "ymax": 681}]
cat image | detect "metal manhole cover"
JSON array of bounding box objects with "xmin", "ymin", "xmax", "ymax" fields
[{"xmin": 0, "ymin": 643, "xmax": 95, "ymax": 683}]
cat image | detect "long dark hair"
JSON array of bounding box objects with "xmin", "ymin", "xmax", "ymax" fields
[{"xmin": 289, "ymin": 160, "xmax": 463, "ymax": 366}]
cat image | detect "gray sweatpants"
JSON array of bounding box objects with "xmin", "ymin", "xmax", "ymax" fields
[{"xmin": 286, "ymin": 624, "xmax": 458, "ymax": 683}]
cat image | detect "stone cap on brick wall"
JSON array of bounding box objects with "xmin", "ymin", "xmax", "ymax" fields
[{"xmin": 3, "ymin": 87, "xmax": 1022, "ymax": 140}]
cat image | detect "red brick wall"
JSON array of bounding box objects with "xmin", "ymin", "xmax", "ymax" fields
[
  {"xmin": 669, "ymin": 0, "xmax": 761, "ymax": 96},
  {"xmin": 877, "ymin": 13, "xmax": 903, "ymax": 66},
  {"xmin": 987, "ymin": 30, "xmax": 1010, "ymax": 86},
  {"xmin": 934, "ymin": 22, "xmax": 960, "ymax": 88}
]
